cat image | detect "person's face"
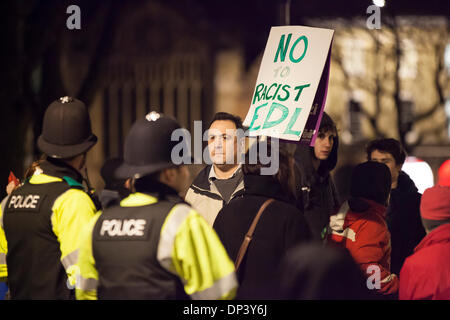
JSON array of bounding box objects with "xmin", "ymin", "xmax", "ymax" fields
[
  {"xmin": 208, "ymin": 120, "xmax": 238, "ymax": 165},
  {"xmin": 314, "ymin": 130, "xmax": 336, "ymax": 161},
  {"xmin": 370, "ymin": 150, "xmax": 401, "ymax": 186}
]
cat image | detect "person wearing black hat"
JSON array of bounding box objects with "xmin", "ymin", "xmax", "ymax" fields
[
  {"xmin": 76, "ymin": 112, "xmax": 237, "ymax": 300},
  {"xmin": 0, "ymin": 96, "xmax": 99, "ymax": 299},
  {"xmin": 328, "ymin": 161, "xmax": 399, "ymax": 297}
]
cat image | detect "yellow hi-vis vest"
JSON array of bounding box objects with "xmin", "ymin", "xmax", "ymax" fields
[
  {"xmin": 76, "ymin": 192, "xmax": 237, "ymax": 300},
  {"xmin": 0, "ymin": 167, "xmax": 98, "ymax": 299}
]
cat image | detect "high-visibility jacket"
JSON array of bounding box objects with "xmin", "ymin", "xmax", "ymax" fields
[
  {"xmin": 0, "ymin": 160, "xmax": 98, "ymax": 299},
  {"xmin": 76, "ymin": 185, "xmax": 237, "ymax": 300},
  {"xmin": 0, "ymin": 198, "xmax": 7, "ymax": 282}
]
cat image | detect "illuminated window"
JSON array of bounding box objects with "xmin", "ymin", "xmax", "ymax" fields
[
  {"xmin": 342, "ymin": 38, "xmax": 366, "ymax": 77},
  {"xmin": 445, "ymin": 43, "xmax": 450, "ymax": 74},
  {"xmin": 399, "ymin": 39, "xmax": 418, "ymax": 79}
]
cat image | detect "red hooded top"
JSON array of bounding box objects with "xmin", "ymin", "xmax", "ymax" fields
[
  {"xmin": 328, "ymin": 198, "xmax": 399, "ymax": 295},
  {"xmin": 399, "ymin": 185, "xmax": 450, "ymax": 300},
  {"xmin": 399, "ymin": 224, "xmax": 450, "ymax": 300}
]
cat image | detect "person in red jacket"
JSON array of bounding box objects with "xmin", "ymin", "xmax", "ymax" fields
[
  {"xmin": 328, "ymin": 161, "xmax": 399, "ymax": 297},
  {"xmin": 399, "ymin": 185, "xmax": 450, "ymax": 300}
]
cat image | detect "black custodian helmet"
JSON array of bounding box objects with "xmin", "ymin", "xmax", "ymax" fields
[
  {"xmin": 115, "ymin": 112, "xmax": 190, "ymax": 180},
  {"xmin": 37, "ymin": 96, "xmax": 97, "ymax": 159}
]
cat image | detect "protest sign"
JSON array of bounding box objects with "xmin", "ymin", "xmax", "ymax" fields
[{"xmin": 243, "ymin": 25, "xmax": 334, "ymax": 145}]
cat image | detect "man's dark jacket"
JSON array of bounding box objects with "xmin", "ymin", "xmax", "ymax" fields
[{"xmin": 387, "ymin": 171, "xmax": 426, "ymax": 275}]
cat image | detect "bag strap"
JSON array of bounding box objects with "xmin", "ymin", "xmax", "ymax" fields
[{"xmin": 234, "ymin": 198, "xmax": 275, "ymax": 271}]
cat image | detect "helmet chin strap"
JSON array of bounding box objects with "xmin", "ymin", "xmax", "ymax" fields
[
  {"xmin": 80, "ymin": 153, "xmax": 92, "ymax": 191},
  {"xmin": 83, "ymin": 166, "xmax": 91, "ymax": 189}
]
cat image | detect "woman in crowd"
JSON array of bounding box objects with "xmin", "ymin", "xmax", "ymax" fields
[{"xmin": 213, "ymin": 139, "xmax": 311, "ymax": 299}]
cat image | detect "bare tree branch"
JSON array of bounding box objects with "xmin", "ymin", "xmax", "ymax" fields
[
  {"xmin": 333, "ymin": 27, "xmax": 387, "ymax": 138},
  {"xmin": 414, "ymin": 24, "xmax": 449, "ymax": 122},
  {"xmin": 414, "ymin": 120, "xmax": 447, "ymax": 147}
]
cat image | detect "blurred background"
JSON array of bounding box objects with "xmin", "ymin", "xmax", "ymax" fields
[{"xmin": 0, "ymin": 0, "xmax": 449, "ymax": 195}]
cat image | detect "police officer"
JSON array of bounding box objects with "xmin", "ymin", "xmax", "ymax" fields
[
  {"xmin": 76, "ymin": 112, "xmax": 237, "ymax": 300},
  {"xmin": 98, "ymin": 157, "xmax": 129, "ymax": 209},
  {"xmin": 0, "ymin": 96, "xmax": 99, "ymax": 299}
]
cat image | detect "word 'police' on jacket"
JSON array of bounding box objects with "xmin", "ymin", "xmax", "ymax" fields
[{"xmin": 99, "ymin": 219, "xmax": 147, "ymax": 237}]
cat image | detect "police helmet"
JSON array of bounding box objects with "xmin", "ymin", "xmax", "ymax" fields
[
  {"xmin": 115, "ymin": 112, "xmax": 190, "ymax": 179},
  {"xmin": 37, "ymin": 96, "xmax": 97, "ymax": 158}
]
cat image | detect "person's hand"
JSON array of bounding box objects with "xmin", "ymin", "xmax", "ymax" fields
[
  {"xmin": 6, "ymin": 180, "xmax": 18, "ymax": 195},
  {"xmin": 7, "ymin": 171, "xmax": 20, "ymax": 195}
]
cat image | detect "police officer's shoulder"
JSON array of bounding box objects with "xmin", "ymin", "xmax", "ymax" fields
[
  {"xmin": 54, "ymin": 188, "xmax": 97, "ymax": 211},
  {"xmin": 120, "ymin": 192, "xmax": 158, "ymax": 207},
  {"xmin": 29, "ymin": 173, "xmax": 63, "ymax": 184},
  {"xmin": 63, "ymin": 176, "xmax": 102, "ymax": 211}
]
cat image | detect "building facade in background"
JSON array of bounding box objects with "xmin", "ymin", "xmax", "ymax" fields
[{"xmin": 42, "ymin": 3, "xmax": 450, "ymax": 190}]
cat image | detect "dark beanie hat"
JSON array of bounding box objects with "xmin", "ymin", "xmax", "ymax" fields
[{"xmin": 350, "ymin": 161, "xmax": 391, "ymax": 206}]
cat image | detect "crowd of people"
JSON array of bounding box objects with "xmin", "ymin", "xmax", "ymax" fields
[{"xmin": 0, "ymin": 96, "xmax": 449, "ymax": 300}]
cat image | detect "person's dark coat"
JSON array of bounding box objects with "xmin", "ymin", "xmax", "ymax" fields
[
  {"xmin": 387, "ymin": 171, "xmax": 426, "ymax": 275},
  {"xmin": 213, "ymin": 174, "xmax": 311, "ymax": 299},
  {"xmin": 294, "ymin": 135, "xmax": 340, "ymax": 241},
  {"xmin": 276, "ymin": 243, "xmax": 378, "ymax": 300}
]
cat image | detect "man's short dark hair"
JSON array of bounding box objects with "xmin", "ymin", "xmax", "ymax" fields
[
  {"xmin": 366, "ymin": 138, "xmax": 407, "ymax": 166},
  {"xmin": 209, "ymin": 112, "xmax": 244, "ymax": 130}
]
